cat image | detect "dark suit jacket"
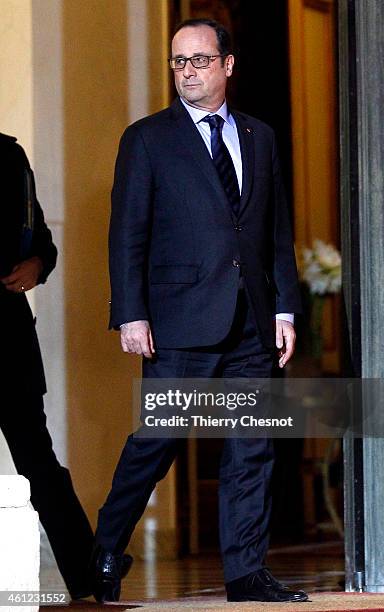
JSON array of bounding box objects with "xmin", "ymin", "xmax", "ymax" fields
[
  {"xmin": 109, "ymin": 98, "xmax": 301, "ymax": 349},
  {"xmin": 0, "ymin": 133, "xmax": 57, "ymax": 395}
]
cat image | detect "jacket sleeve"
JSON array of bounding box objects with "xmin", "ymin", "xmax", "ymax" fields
[
  {"xmin": 271, "ymin": 132, "xmax": 302, "ymax": 314},
  {"xmin": 28, "ymin": 169, "xmax": 58, "ymax": 284},
  {"xmin": 15, "ymin": 142, "xmax": 58, "ymax": 284},
  {"xmin": 108, "ymin": 124, "xmax": 154, "ymax": 329}
]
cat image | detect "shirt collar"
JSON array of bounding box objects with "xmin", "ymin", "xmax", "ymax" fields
[{"xmin": 180, "ymin": 97, "xmax": 234, "ymax": 126}]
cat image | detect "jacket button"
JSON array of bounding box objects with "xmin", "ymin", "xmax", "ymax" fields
[
  {"xmin": 234, "ymin": 225, "xmax": 243, "ymax": 231},
  {"xmin": 232, "ymin": 259, "xmax": 241, "ymax": 268}
]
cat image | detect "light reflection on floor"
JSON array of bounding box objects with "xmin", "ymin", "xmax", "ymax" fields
[
  {"xmin": 40, "ymin": 540, "xmax": 344, "ymax": 602},
  {"xmin": 120, "ymin": 540, "xmax": 344, "ymax": 600}
]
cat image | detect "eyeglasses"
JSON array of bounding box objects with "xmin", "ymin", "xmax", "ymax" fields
[{"xmin": 168, "ymin": 54, "xmax": 226, "ymax": 71}]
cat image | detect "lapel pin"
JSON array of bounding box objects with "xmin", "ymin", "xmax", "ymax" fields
[{"xmin": 246, "ymin": 128, "xmax": 252, "ymax": 133}]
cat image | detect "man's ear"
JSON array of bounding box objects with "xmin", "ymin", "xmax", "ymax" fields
[{"xmin": 225, "ymin": 54, "xmax": 235, "ymax": 77}]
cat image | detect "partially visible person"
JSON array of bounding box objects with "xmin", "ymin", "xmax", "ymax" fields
[{"xmin": 0, "ymin": 132, "xmax": 94, "ymax": 600}]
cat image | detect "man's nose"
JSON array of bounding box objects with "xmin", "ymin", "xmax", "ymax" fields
[{"xmin": 183, "ymin": 58, "xmax": 197, "ymax": 77}]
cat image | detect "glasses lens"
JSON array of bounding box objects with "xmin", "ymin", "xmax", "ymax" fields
[
  {"xmin": 170, "ymin": 57, "xmax": 186, "ymax": 70},
  {"xmin": 190, "ymin": 56, "xmax": 209, "ymax": 68}
]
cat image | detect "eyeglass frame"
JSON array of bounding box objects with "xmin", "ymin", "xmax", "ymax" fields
[{"xmin": 168, "ymin": 54, "xmax": 228, "ymax": 71}]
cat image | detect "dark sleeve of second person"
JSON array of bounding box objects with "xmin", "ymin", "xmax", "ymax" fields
[
  {"xmin": 0, "ymin": 137, "xmax": 57, "ymax": 284},
  {"xmin": 27, "ymin": 166, "xmax": 58, "ymax": 284}
]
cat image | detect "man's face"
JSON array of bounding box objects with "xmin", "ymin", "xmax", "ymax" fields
[{"xmin": 171, "ymin": 25, "xmax": 234, "ymax": 112}]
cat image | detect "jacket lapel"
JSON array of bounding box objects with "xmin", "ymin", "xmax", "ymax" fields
[
  {"xmin": 232, "ymin": 111, "xmax": 255, "ymax": 216},
  {"xmin": 169, "ymin": 99, "xmax": 233, "ymax": 219}
]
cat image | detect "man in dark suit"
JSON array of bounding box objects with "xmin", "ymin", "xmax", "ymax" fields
[
  {"xmin": 0, "ymin": 133, "xmax": 94, "ymax": 600},
  {"xmin": 92, "ymin": 19, "xmax": 307, "ymax": 603}
]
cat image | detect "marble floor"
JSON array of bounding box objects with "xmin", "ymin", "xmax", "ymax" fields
[
  {"xmin": 41, "ymin": 540, "xmax": 344, "ymax": 603},
  {"xmin": 120, "ymin": 540, "xmax": 344, "ymax": 600}
]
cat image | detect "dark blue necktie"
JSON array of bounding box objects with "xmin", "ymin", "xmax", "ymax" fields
[{"xmin": 202, "ymin": 114, "xmax": 240, "ymax": 217}]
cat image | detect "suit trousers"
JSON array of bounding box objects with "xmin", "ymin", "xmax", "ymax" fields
[
  {"xmin": 0, "ymin": 393, "xmax": 94, "ymax": 597},
  {"xmin": 96, "ymin": 290, "xmax": 274, "ymax": 582}
]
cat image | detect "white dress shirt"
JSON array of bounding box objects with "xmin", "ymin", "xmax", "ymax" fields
[
  {"xmin": 180, "ymin": 97, "xmax": 294, "ymax": 325},
  {"xmin": 180, "ymin": 97, "xmax": 242, "ymax": 192}
]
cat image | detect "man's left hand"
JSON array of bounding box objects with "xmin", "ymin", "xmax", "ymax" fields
[
  {"xmin": 275, "ymin": 319, "xmax": 296, "ymax": 368},
  {"xmin": 0, "ymin": 256, "xmax": 43, "ymax": 293}
]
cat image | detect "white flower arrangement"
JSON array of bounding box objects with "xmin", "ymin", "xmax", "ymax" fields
[{"xmin": 300, "ymin": 239, "xmax": 342, "ymax": 295}]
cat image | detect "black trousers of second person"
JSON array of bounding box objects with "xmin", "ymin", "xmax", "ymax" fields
[
  {"xmin": 96, "ymin": 290, "xmax": 275, "ymax": 583},
  {"xmin": 0, "ymin": 393, "xmax": 94, "ymax": 597}
]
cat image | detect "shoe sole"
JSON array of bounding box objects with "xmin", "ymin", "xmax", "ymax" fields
[
  {"xmin": 227, "ymin": 596, "xmax": 309, "ymax": 602},
  {"xmin": 93, "ymin": 579, "xmax": 121, "ymax": 603}
]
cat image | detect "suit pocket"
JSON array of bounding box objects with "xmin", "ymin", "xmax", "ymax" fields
[{"xmin": 150, "ymin": 265, "xmax": 198, "ymax": 284}]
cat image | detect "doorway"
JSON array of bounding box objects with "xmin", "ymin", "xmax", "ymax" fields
[{"xmin": 170, "ymin": 0, "xmax": 342, "ymax": 556}]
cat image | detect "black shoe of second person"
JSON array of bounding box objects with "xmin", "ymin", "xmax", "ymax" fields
[{"xmin": 90, "ymin": 545, "xmax": 133, "ymax": 603}]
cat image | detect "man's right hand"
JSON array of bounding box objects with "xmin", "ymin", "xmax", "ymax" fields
[{"xmin": 120, "ymin": 320, "xmax": 155, "ymax": 358}]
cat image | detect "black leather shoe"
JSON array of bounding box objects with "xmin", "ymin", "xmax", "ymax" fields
[
  {"xmin": 90, "ymin": 545, "xmax": 133, "ymax": 603},
  {"xmin": 69, "ymin": 586, "xmax": 92, "ymax": 601},
  {"xmin": 121, "ymin": 553, "xmax": 133, "ymax": 579},
  {"xmin": 226, "ymin": 567, "xmax": 309, "ymax": 602}
]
